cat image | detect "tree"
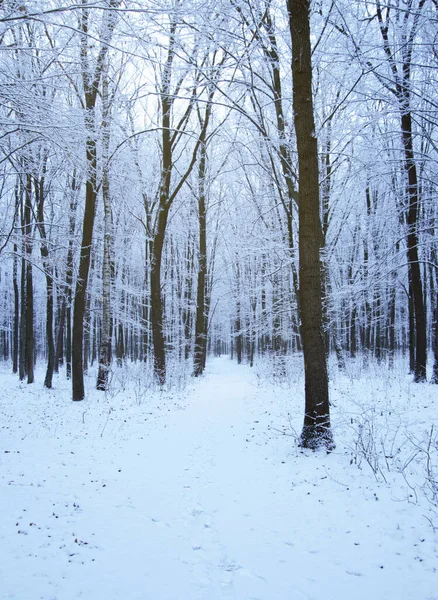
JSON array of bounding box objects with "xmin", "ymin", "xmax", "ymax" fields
[
  {"xmin": 96, "ymin": 61, "xmax": 113, "ymax": 391},
  {"xmin": 374, "ymin": 0, "xmax": 428, "ymax": 382},
  {"xmin": 287, "ymin": 0, "xmax": 334, "ymax": 450},
  {"xmin": 72, "ymin": 0, "xmax": 119, "ymax": 401}
]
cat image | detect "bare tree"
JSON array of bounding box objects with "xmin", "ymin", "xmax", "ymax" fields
[
  {"xmin": 72, "ymin": 0, "xmax": 119, "ymax": 401},
  {"xmin": 288, "ymin": 0, "xmax": 334, "ymax": 450}
]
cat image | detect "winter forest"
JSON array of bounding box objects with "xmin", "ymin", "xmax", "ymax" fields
[{"xmin": 1, "ymin": 0, "xmax": 438, "ymax": 598}]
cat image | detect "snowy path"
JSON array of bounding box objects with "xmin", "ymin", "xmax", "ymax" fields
[{"xmin": 1, "ymin": 358, "xmax": 437, "ymax": 599}]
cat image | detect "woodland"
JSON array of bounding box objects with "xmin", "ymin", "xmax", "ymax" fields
[{"xmin": 0, "ymin": 0, "xmax": 437, "ymax": 448}]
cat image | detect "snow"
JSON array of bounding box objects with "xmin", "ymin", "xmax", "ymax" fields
[{"xmin": 0, "ymin": 357, "xmax": 437, "ymax": 600}]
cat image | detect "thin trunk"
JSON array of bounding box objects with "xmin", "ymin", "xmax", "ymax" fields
[
  {"xmin": 402, "ymin": 111, "xmax": 427, "ymax": 381},
  {"xmin": 35, "ymin": 173, "xmax": 55, "ymax": 389},
  {"xmin": 83, "ymin": 290, "xmax": 91, "ymax": 374},
  {"xmin": 13, "ymin": 243, "xmax": 19, "ymax": 374},
  {"xmin": 193, "ymin": 144, "xmax": 208, "ymax": 377},
  {"xmin": 65, "ymin": 173, "xmax": 78, "ymax": 379},
  {"xmin": 54, "ymin": 299, "xmax": 65, "ymax": 372},
  {"xmin": 24, "ymin": 174, "xmax": 34, "ymax": 384},
  {"xmin": 19, "ymin": 242, "xmax": 26, "ymax": 381},
  {"xmin": 97, "ymin": 66, "xmax": 113, "ymax": 391}
]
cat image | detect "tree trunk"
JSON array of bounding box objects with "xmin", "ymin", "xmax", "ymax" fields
[
  {"xmin": 65, "ymin": 173, "xmax": 78, "ymax": 380},
  {"xmin": 288, "ymin": 0, "xmax": 334, "ymax": 450},
  {"xmin": 402, "ymin": 111, "xmax": 427, "ymax": 381},
  {"xmin": 72, "ymin": 2, "xmax": 118, "ymax": 400},
  {"xmin": 97, "ymin": 67, "xmax": 113, "ymax": 391},
  {"xmin": 431, "ymin": 301, "xmax": 438, "ymax": 383},
  {"xmin": 151, "ymin": 209, "xmax": 169, "ymax": 384},
  {"xmin": 19, "ymin": 245, "xmax": 26, "ymax": 381},
  {"xmin": 193, "ymin": 144, "xmax": 208, "ymax": 377},
  {"xmin": 23, "ymin": 174, "xmax": 34, "ymax": 384},
  {"xmin": 12, "ymin": 243, "xmax": 19, "ymax": 374},
  {"xmin": 35, "ymin": 173, "xmax": 55, "ymax": 389},
  {"xmin": 54, "ymin": 298, "xmax": 65, "ymax": 373}
]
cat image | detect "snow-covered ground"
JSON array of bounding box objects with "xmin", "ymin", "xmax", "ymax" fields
[{"xmin": 1, "ymin": 357, "xmax": 437, "ymax": 600}]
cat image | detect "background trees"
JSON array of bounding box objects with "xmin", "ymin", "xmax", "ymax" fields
[{"xmin": 0, "ymin": 0, "xmax": 436, "ymax": 412}]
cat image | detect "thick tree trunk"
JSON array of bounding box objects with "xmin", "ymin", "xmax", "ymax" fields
[{"xmin": 288, "ymin": 0, "xmax": 334, "ymax": 450}]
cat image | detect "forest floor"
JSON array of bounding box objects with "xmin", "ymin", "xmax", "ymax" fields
[{"xmin": 0, "ymin": 356, "xmax": 437, "ymax": 600}]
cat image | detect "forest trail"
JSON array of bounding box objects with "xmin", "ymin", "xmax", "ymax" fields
[{"xmin": 1, "ymin": 358, "xmax": 437, "ymax": 600}]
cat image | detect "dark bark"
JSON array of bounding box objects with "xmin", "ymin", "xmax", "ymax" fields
[
  {"xmin": 150, "ymin": 41, "xmax": 173, "ymax": 384},
  {"xmin": 83, "ymin": 289, "xmax": 92, "ymax": 374},
  {"xmin": 350, "ymin": 306, "xmax": 357, "ymax": 359},
  {"xmin": 19, "ymin": 245, "xmax": 26, "ymax": 381},
  {"xmin": 375, "ymin": 0, "xmax": 427, "ymax": 381},
  {"xmin": 431, "ymin": 301, "xmax": 438, "ymax": 384},
  {"xmin": 72, "ymin": 149, "xmax": 97, "ymax": 400},
  {"xmin": 54, "ymin": 299, "xmax": 65, "ymax": 373},
  {"xmin": 288, "ymin": 0, "xmax": 334, "ymax": 450},
  {"xmin": 193, "ymin": 145, "xmax": 208, "ymax": 377},
  {"xmin": 116, "ymin": 321, "xmax": 125, "ymax": 366},
  {"xmin": 235, "ymin": 315, "xmax": 242, "ymax": 365},
  {"xmin": 150, "ymin": 85, "xmax": 214, "ymax": 382},
  {"xmin": 24, "ymin": 175, "xmax": 34, "ymax": 384},
  {"xmin": 402, "ymin": 111, "xmax": 427, "ymax": 381},
  {"xmin": 388, "ymin": 287, "xmax": 396, "ymax": 368},
  {"xmin": 150, "ymin": 209, "xmax": 169, "ymax": 384},
  {"xmin": 183, "ymin": 240, "xmax": 194, "ymax": 362},
  {"xmin": 12, "ymin": 243, "xmax": 19, "ymax": 374},
  {"xmin": 72, "ymin": 2, "xmax": 118, "ymax": 400},
  {"xmin": 408, "ymin": 272, "xmax": 415, "ymax": 373}
]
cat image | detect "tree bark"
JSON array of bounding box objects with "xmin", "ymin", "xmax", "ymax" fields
[
  {"xmin": 23, "ymin": 174, "xmax": 34, "ymax": 384},
  {"xmin": 35, "ymin": 172, "xmax": 55, "ymax": 389},
  {"xmin": 72, "ymin": 1, "xmax": 119, "ymax": 400},
  {"xmin": 12, "ymin": 242, "xmax": 19, "ymax": 374},
  {"xmin": 97, "ymin": 66, "xmax": 113, "ymax": 391},
  {"xmin": 193, "ymin": 144, "xmax": 208, "ymax": 377},
  {"xmin": 288, "ymin": 0, "xmax": 334, "ymax": 450},
  {"xmin": 402, "ymin": 111, "xmax": 427, "ymax": 381}
]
